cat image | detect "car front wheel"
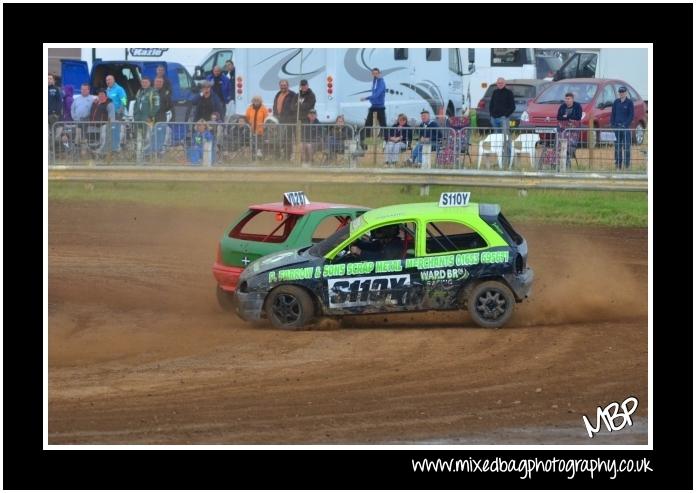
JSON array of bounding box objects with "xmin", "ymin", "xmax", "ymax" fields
[
  {"xmin": 266, "ymin": 285, "xmax": 315, "ymax": 330},
  {"xmin": 467, "ymin": 281, "xmax": 515, "ymax": 328}
]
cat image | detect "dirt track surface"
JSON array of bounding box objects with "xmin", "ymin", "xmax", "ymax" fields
[{"xmin": 48, "ymin": 201, "xmax": 648, "ymax": 444}]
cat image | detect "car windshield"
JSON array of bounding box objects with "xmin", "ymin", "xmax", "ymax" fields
[
  {"xmin": 536, "ymin": 83, "xmax": 597, "ymax": 104},
  {"xmin": 308, "ymin": 224, "xmax": 350, "ymax": 257}
]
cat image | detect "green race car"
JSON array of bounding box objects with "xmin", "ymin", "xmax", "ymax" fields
[
  {"xmin": 212, "ymin": 192, "xmax": 369, "ymax": 310},
  {"xmin": 234, "ymin": 192, "xmax": 534, "ymax": 329}
]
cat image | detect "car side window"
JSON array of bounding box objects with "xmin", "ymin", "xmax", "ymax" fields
[
  {"xmin": 602, "ymin": 85, "xmax": 616, "ymax": 106},
  {"xmin": 336, "ymin": 221, "xmax": 417, "ymax": 262},
  {"xmin": 312, "ymin": 215, "xmax": 351, "ymax": 243},
  {"xmin": 177, "ymin": 68, "xmax": 191, "ymax": 92},
  {"xmin": 201, "ymin": 54, "xmax": 216, "ymax": 74},
  {"xmin": 425, "ymin": 221, "xmax": 487, "ymax": 254},
  {"xmin": 215, "ymin": 50, "xmax": 234, "ymax": 68}
]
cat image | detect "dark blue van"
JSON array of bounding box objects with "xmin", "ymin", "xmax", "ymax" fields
[{"xmin": 61, "ymin": 59, "xmax": 196, "ymax": 121}]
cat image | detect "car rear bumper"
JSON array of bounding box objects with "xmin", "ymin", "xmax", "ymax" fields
[
  {"xmin": 505, "ymin": 267, "xmax": 534, "ymax": 302},
  {"xmin": 234, "ymin": 291, "xmax": 266, "ymax": 321},
  {"xmin": 212, "ymin": 263, "xmax": 243, "ymax": 291}
]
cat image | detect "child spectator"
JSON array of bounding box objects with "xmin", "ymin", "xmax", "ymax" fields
[{"xmin": 188, "ymin": 119, "xmax": 214, "ymax": 165}]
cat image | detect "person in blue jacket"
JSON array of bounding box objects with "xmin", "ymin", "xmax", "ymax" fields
[
  {"xmin": 610, "ymin": 86, "xmax": 634, "ymax": 169},
  {"xmin": 359, "ymin": 67, "xmax": 387, "ymax": 149},
  {"xmin": 206, "ymin": 65, "xmax": 232, "ymax": 120}
]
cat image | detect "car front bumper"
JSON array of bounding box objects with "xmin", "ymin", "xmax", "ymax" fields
[
  {"xmin": 505, "ymin": 267, "xmax": 534, "ymax": 302},
  {"xmin": 234, "ymin": 290, "xmax": 266, "ymax": 322}
]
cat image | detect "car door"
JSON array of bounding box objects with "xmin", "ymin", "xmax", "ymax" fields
[
  {"xmin": 61, "ymin": 60, "xmax": 91, "ymax": 94},
  {"xmin": 420, "ymin": 220, "xmax": 490, "ymax": 310},
  {"xmin": 322, "ymin": 221, "xmax": 420, "ymax": 315},
  {"xmin": 170, "ymin": 66, "xmax": 195, "ymax": 122},
  {"xmin": 596, "ymin": 84, "xmax": 616, "ymax": 127}
]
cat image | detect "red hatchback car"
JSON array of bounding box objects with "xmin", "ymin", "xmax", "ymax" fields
[{"xmin": 520, "ymin": 78, "xmax": 647, "ymax": 144}]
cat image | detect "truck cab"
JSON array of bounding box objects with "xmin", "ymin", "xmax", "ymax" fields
[{"xmin": 60, "ymin": 59, "xmax": 196, "ymax": 121}]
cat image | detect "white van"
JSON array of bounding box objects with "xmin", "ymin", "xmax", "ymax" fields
[
  {"xmin": 194, "ymin": 48, "xmax": 465, "ymax": 124},
  {"xmin": 460, "ymin": 48, "xmax": 537, "ymax": 111}
]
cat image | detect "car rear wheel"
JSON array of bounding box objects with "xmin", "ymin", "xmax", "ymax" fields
[
  {"xmin": 467, "ymin": 281, "xmax": 515, "ymax": 328},
  {"xmin": 266, "ymin": 285, "xmax": 315, "ymax": 330},
  {"xmin": 216, "ymin": 285, "xmax": 237, "ymax": 312}
]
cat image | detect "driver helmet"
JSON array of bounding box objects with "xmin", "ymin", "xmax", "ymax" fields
[{"xmin": 372, "ymin": 224, "xmax": 400, "ymax": 240}]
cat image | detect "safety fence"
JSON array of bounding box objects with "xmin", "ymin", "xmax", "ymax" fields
[{"xmin": 49, "ymin": 121, "xmax": 647, "ymax": 173}]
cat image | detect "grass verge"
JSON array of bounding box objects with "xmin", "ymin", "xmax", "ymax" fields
[{"xmin": 49, "ymin": 181, "xmax": 647, "ymax": 228}]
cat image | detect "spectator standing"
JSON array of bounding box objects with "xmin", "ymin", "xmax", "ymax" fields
[
  {"xmin": 192, "ymin": 81, "xmax": 224, "ymax": 122},
  {"xmin": 489, "ymin": 77, "xmax": 515, "ymax": 162},
  {"xmin": 153, "ymin": 77, "xmax": 172, "ymax": 122},
  {"xmin": 407, "ymin": 110, "xmax": 439, "ymax": 167},
  {"xmin": 384, "ymin": 114, "xmax": 412, "ymax": 165},
  {"xmin": 206, "ymin": 65, "xmax": 232, "ymax": 120},
  {"xmin": 71, "ymin": 83, "xmax": 97, "ymax": 148},
  {"xmin": 223, "ymin": 60, "xmax": 236, "ymax": 119},
  {"xmin": 611, "ymin": 85, "xmax": 634, "ymax": 169},
  {"xmin": 223, "ymin": 60, "xmax": 236, "ymax": 81},
  {"xmin": 188, "ymin": 119, "xmax": 214, "ymax": 165},
  {"xmin": 296, "ymin": 79, "xmax": 316, "ymax": 121},
  {"xmin": 90, "ymin": 90, "xmax": 115, "ymax": 122},
  {"xmin": 105, "ymin": 75, "xmax": 128, "ymax": 119},
  {"xmin": 359, "ymin": 67, "xmax": 387, "ymax": 149},
  {"xmin": 48, "ymin": 74, "xmax": 63, "ymax": 126},
  {"xmin": 155, "ymin": 65, "xmax": 173, "ymax": 94},
  {"xmin": 147, "ymin": 76, "xmax": 173, "ymax": 157},
  {"xmin": 133, "ymin": 77, "xmax": 160, "ymax": 161},
  {"xmin": 71, "ymin": 83, "xmax": 96, "ymax": 121},
  {"xmin": 245, "ymin": 95, "xmax": 269, "ymax": 159},
  {"xmin": 300, "ymin": 109, "xmax": 322, "ymax": 164},
  {"xmin": 62, "ymin": 85, "xmax": 75, "ymax": 122},
  {"xmin": 272, "ymin": 79, "xmax": 297, "ymax": 160},
  {"xmin": 90, "ymin": 89, "xmax": 117, "ymax": 154},
  {"xmin": 272, "ymin": 79, "xmax": 297, "ymax": 123}
]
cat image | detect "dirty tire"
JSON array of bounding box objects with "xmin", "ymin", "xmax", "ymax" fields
[
  {"xmin": 266, "ymin": 285, "xmax": 315, "ymax": 330},
  {"xmin": 467, "ymin": 280, "xmax": 515, "ymax": 328}
]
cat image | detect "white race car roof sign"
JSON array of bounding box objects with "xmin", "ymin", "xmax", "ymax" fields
[
  {"xmin": 283, "ymin": 191, "xmax": 310, "ymax": 206},
  {"xmin": 439, "ymin": 192, "xmax": 470, "ymax": 207}
]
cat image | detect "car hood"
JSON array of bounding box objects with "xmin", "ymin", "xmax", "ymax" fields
[{"xmin": 241, "ymin": 247, "xmax": 314, "ymax": 280}]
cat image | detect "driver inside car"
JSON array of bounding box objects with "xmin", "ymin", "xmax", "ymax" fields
[{"xmin": 349, "ymin": 224, "xmax": 403, "ymax": 261}]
